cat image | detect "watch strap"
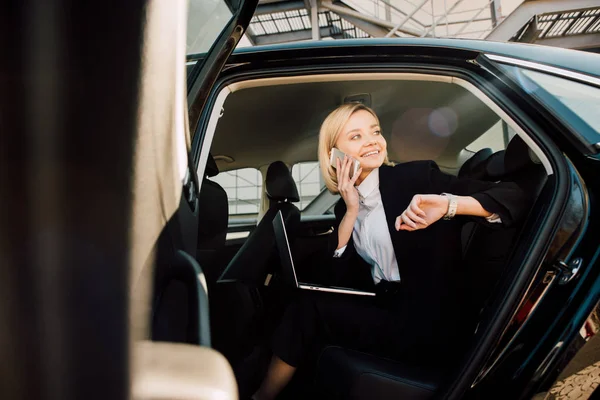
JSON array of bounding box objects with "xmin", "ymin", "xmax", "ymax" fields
[{"xmin": 441, "ymin": 193, "xmax": 457, "ymax": 220}]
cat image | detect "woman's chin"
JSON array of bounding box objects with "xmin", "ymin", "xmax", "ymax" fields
[{"xmin": 360, "ymin": 157, "xmax": 384, "ymax": 170}]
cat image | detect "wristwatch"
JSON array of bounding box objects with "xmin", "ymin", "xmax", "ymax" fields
[{"xmin": 441, "ymin": 193, "xmax": 458, "ymax": 220}]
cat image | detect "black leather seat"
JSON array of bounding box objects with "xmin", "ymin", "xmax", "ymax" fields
[
  {"xmin": 316, "ymin": 347, "xmax": 441, "ymax": 400},
  {"xmin": 213, "ymin": 161, "xmax": 301, "ymax": 363},
  {"xmin": 458, "ymin": 148, "xmax": 493, "ymax": 180},
  {"xmin": 218, "ymin": 160, "xmax": 301, "ymax": 285},
  {"xmin": 196, "ymin": 154, "xmax": 229, "ymax": 284}
]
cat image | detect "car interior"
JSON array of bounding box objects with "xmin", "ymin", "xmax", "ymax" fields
[{"xmin": 153, "ymin": 72, "xmax": 553, "ymax": 399}]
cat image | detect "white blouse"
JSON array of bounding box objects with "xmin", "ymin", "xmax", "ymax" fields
[{"xmin": 334, "ymin": 169, "xmax": 400, "ymax": 284}]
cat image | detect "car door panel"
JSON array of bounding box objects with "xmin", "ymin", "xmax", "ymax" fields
[{"xmin": 143, "ymin": 0, "xmax": 259, "ymax": 397}]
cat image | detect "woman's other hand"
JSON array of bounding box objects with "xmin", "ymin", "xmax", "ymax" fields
[
  {"xmin": 336, "ymin": 156, "xmax": 362, "ymax": 213},
  {"xmin": 395, "ymin": 194, "xmax": 448, "ymax": 231}
]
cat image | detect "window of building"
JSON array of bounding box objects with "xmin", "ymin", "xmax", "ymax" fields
[{"xmin": 210, "ymin": 168, "xmax": 262, "ymax": 215}]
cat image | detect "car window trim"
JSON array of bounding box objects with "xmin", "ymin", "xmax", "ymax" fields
[{"xmin": 484, "ymin": 54, "xmax": 600, "ymax": 89}]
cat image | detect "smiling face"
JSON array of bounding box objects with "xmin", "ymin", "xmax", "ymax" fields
[{"xmin": 334, "ymin": 109, "xmax": 387, "ymax": 180}]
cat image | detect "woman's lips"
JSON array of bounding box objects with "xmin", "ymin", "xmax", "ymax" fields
[{"xmin": 361, "ymin": 150, "xmax": 380, "ymax": 158}]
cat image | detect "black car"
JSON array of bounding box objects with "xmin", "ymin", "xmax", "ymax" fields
[
  {"xmin": 180, "ymin": 0, "xmax": 600, "ymax": 398},
  {"xmin": 3, "ymin": 1, "xmax": 600, "ymax": 400}
]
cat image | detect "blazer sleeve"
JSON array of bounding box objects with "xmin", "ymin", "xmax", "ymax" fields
[
  {"xmin": 327, "ymin": 200, "xmax": 372, "ymax": 288},
  {"xmin": 328, "ymin": 200, "xmax": 355, "ymax": 260},
  {"xmin": 426, "ymin": 161, "xmax": 530, "ymax": 228}
]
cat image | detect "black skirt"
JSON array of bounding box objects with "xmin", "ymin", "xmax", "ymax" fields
[{"xmin": 271, "ymin": 283, "xmax": 410, "ymax": 368}]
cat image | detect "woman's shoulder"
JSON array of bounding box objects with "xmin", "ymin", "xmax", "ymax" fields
[{"xmin": 380, "ymin": 160, "xmax": 439, "ymax": 178}]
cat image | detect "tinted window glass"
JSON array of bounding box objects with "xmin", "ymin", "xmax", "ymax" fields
[{"xmin": 498, "ymin": 64, "xmax": 600, "ymax": 147}]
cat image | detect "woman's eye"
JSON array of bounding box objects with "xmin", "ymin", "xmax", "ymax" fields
[
  {"xmin": 351, "ymin": 134, "xmax": 361, "ymax": 140},
  {"xmin": 373, "ymin": 130, "xmax": 381, "ymax": 135}
]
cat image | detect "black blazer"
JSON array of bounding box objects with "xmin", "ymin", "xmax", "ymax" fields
[{"xmin": 329, "ymin": 161, "xmax": 529, "ymax": 336}]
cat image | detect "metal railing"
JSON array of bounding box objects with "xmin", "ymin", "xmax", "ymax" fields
[{"xmin": 339, "ymin": 0, "xmax": 499, "ymax": 39}]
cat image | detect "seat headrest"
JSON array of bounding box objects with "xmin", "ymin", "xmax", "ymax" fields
[
  {"xmin": 458, "ymin": 148, "xmax": 493, "ymax": 180},
  {"xmin": 457, "ymin": 136, "xmax": 539, "ymax": 182},
  {"xmin": 265, "ymin": 161, "xmax": 300, "ymax": 202},
  {"xmin": 503, "ymin": 135, "xmax": 532, "ymax": 175},
  {"xmin": 485, "ymin": 151, "xmax": 505, "ymax": 179},
  {"xmin": 205, "ymin": 154, "xmax": 219, "ymax": 177}
]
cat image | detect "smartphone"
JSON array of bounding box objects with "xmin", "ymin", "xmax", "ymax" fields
[{"xmin": 329, "ymin": 147, "xmax": 360, "ymax": 178}]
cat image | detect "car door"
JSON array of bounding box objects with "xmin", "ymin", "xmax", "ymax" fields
[
  {"xmin": 1, "ymin": 1, "xmax": 259, "ymax": 400},
  {"xmin": 138, "ymin": 0, "xmax": 261, "ymax": 397},
  {"xmin": 143, "ymin": 0, "xmax": 259, "ymax": 385},
  {"xmin": 127, "ymin": 0, "xmax": 263, "ymax": 397},
  {"xmin": 171, "ymin": 0, "xmax": 258, "ymax": 260}
]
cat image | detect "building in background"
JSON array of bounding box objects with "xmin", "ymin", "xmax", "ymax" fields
[
  {"xmin": 239, "ymin": 0, "xmax": 523, "ymax": 46},
  {"xmin": 236, "ymin": 0, "xmax": 600, "ymax": 53}
]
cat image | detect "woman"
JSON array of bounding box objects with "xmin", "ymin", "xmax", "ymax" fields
[{"xmin": 253, "ymin": 103, "xmax": 527, "ymax": 400}]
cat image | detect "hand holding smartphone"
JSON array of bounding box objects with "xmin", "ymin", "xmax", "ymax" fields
[{"xmin": 330, "ymin": 147, "xmax": 360, "ymax": 179}]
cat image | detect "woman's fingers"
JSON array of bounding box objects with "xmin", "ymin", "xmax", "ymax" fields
[
  {"xmin": 339, "ymin": 156, "xmax": 349, "ymax": 185},
  {"xmin": 339, "ymin": 156, "xmax": 357, "ymax": 192},
  {"xmin": 401, "ymin": 212, "xmax": 417, "ymax": 229},
  {"xmin": 395, "ymin": 210, "xmax": 425, "ymax": 231},
  {"xmin": 350, "ymin": 167, "xmax": 363, "ymax": 185},
  {"xmin": 336, "ymin": 158, "xmax": 342, "ymax": 181},
  {"xmin": 337, "ymin": 158, "xmax": 348, "ymax": 191},
  {"xmin": 405, "ymin": 209, "xmax": 427, "ymax": 226},
  {"xmin": 396, "ymin": 215, "xmax": 415, "ymax": 231},
  {"xmin": 410, "ymin": 197, "xmax": 426, "ymax": 218}
]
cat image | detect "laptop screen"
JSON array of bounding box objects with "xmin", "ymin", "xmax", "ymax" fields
[{"xmin": 272, "ymin": 210, "xmax": 299, "ymax": 288}]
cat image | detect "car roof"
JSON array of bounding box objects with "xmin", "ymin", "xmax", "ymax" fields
[{"xmin": 231, "ymin": 38, "xmax": 600, "ymax": 78}]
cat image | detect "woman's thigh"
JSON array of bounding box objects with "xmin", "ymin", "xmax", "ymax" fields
[{"xmin": 297, "ymin": 291, "xmax": 404, "ymax": 355}]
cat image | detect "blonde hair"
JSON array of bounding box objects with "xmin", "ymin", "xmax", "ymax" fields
[{"xmin": 318, "ymin": 103, "xmax": 393, "ymax": 193}]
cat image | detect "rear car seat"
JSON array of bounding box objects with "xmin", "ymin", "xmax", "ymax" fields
[
  {"xmin": 218, "ymin": 160, "xmax": 301, "ymax": 285},
  {"xmin": 458, "ymin": 148, "xmax": 493, "ymax": 180},
  {"xmin": 196, "ymin": 154, "xmax": 229, "ymax": 284},
  {"xmin": 460, "ymin": 137, "xmax": 546, "ymax": 314}
]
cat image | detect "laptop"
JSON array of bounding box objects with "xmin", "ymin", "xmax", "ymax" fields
[{"xmin": 272, "ymin": 210, "xmax": 375, "ymax": 296}]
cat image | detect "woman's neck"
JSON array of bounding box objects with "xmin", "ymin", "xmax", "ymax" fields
[{"xmin": 354, "ymin": 168, "xmax": 373, "ymax": 187}]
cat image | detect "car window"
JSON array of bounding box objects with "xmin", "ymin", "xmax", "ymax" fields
[
  {"xmin": 497, "ymin": 64, "xmax": 600, "ymax": 148},
  {"xmin": 187, "ymin": 0, "xmax": 234, "ymax": 56},
  {"xmin": 210, "ymin": 167, "xmax": 262, "ymax": 215},
  {"xmin": 466, "ymin": 119, "xmax": 511, "ymax": 153},
  {"xmin": 291, "ymin": 161, "xmax": 326, "ymax": 210}
]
